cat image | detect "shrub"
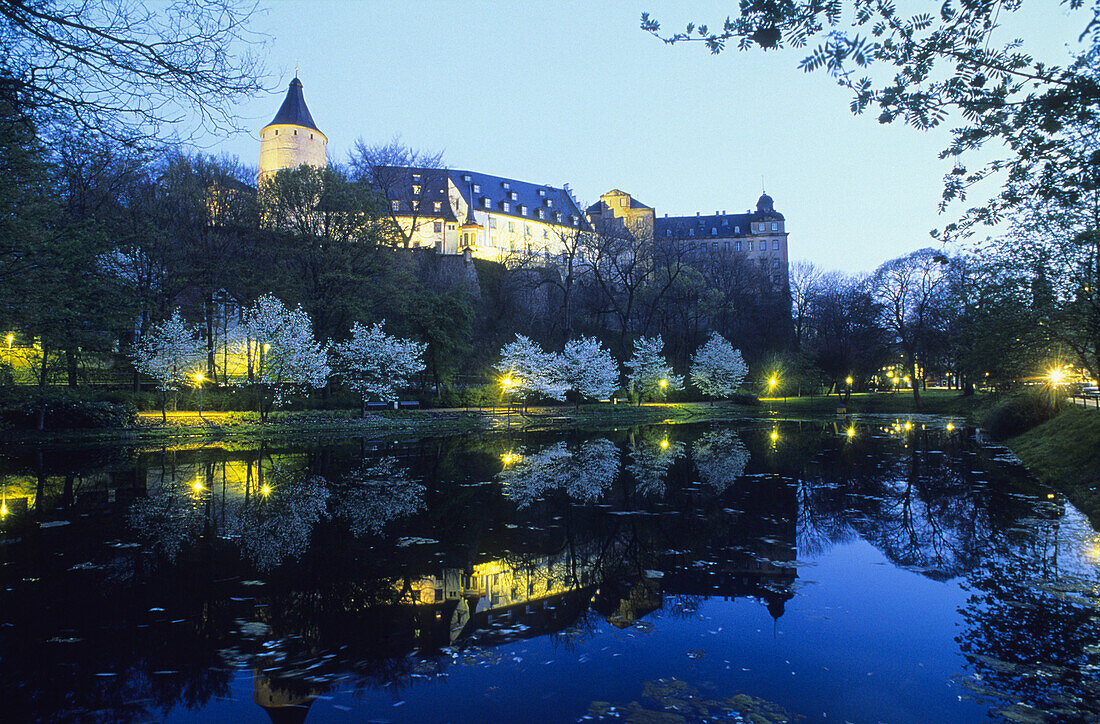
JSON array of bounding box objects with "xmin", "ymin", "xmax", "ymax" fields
[
  {"xmin": 0, "ymin": 389, "xmax": 137, "ymax": 430},
  {"xmin": 981, "ymin": 390, "xmax": 1064, "ymax": 440}
]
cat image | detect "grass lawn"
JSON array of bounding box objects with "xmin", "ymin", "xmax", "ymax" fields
[
  {"xmin": 757, "ymin": 388, "xmax": 989, "ymax": 417},
  {"xmin": 1009, "ymin": 406, "xmax": 1100, "ymax": 526}
]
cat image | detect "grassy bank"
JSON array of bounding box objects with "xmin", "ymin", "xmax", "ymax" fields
[
  {"xmin": 758, "ymin": 388, "xmax": 990, "ymax": 417},
  {"xmin": 1008, "ymin": 406, "xmax": 1100, "ymax": 526}
]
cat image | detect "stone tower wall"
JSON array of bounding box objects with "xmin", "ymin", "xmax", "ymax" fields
[{"xmin": 258, "ymin": 124, "xmax": 327, "ymax": 184}]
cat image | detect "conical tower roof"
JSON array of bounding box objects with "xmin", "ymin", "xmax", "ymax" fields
[{"xmin": 266, "ymin": 77, "xmax": 321, "ymax": 133}]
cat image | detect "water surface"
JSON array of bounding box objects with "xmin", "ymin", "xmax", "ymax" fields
[{"xmin": 0, "ymin": 416, "xmax": 1097, "ymax": 722}]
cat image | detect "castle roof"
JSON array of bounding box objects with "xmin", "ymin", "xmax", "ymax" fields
[
  {"xmin": 655, "ymin": 201, "xmax": 785, "ymax": 240},
  {"xmin": 265, "ymin": 77, "xmax": 321, "ymax": 133}
]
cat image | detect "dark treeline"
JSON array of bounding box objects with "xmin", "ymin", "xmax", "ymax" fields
[{"xmin": 0, "ymin": 79, "xmax": 1097, "ymax": 409}]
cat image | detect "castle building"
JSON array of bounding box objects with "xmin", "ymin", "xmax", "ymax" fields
[
  {"xmin": 587, "ymin": 189, "xmax": 790, "ymax": 288},
  {"xmin": 258, "ymin": 77, "xmax": 327, "ymax": 185},
  {"xmin": 375, "ymin": 167, "xmax": 589, "ymax": 261},
  {"xmin": 255, "ymin": 78, "xmax": 789, "ymax": 288}
]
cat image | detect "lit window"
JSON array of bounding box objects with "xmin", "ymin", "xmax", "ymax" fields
[
  {"xmin": 412, "ymin": 185, "xmax": 421, "ymax": 195},
  {"xmin": 571, "ymin": 216, "xmax": 578, "ymax": 225},
  {"xmin": 433, "ymin": 222, "xmax": 442, "ymax": 232},
  {"xmin": 433, "ymin": 202, "xmax": 441, "ymax": 212},
  {"xmin": 391, "ymin": 200, "xmax": 400, "ymax": 211}
]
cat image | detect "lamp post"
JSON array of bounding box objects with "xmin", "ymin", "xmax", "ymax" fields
[
  {"xmin": 194, "ymin": 371, "xmax": 205, "ymax": 419},
  {"xmin": 5, "ymin": 333, "xmax": 12, "ymax": 367}
]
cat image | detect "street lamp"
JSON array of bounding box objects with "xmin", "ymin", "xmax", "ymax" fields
[
  {"xmin": 194, "ymin": 371, "xmax": 205, "ymax": 419},
  {"xmin": 5, "ymin": 333, "xmax": 12, "ymax": 368}
]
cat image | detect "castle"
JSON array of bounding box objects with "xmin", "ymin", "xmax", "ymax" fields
[{"xmin": 259, "ymin": 78, "xmax": 789, "ymax": 287}]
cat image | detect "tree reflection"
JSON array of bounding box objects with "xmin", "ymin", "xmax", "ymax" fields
[
  {"xmin": 691, "ymin": 428, "xmax": 749, "ymax": 493},
  {"xmin": 333, "ymin": 457, "xmax": 425, "ymax": 536},
  {"xmin": 497, "ymin": 438, "xmax": 619, "ymax": 508},
  {"xmin": 627, "ymin": 431, "xmax": 684, "ymax": 496}
]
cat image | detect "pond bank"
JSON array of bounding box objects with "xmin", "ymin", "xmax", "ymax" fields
[{"xmin": 1008, "ymin": 406, "xmax": 1100, "ymax": 526}]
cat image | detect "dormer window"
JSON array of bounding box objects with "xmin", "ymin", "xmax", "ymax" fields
[
  {"xmin": 502, "ymin": 181, "xmax": 510, "ymax": 190},
  {"xmin": 391, "ymin": 200, "xmax": 400, "ymax": 211},
  {"xmin": 734, "ymin": 226, "xmax": 740, "ymax": 233},
  {"xmin": 711, "ymin": 227, "xmax": 717, "ymax": 235},
  {"xmin": 538, "ymin": 189, "xmax": 546, "ymax": 197},
  {"xmin": 462, "ymin": 174, "xmax": 471, "ymax": 182},
  {"xmin": 519, "ymin": 205, "xmax": 528, "ymax": 216},
  {"xmin": 433, "ymin": 201, "xmax": 441, "ymax": 212},
  {"xmin": 722, "ymin": 218, "xmax": 728, "ymax": 226},
  {"xmin": 545, "ymin": 198, "xmax": 553, "ymax": 208},
  {"xmin": 537, "ymin": 209, "xmax": 545, "ymax": 219},
  {"xmin": 555, "ymin": 212, "xmax": 562, "ymax": 222},
  {"xmin": 473, "ymin": 184, "xmax": 480, "ymax": 193},
  {"xmin": 570, "ymin": 215, "xmax": 578, "ymax": 226},
  {"xmin": 666, "ymin": 229, "xmax": 671, "ymax": 237},
  {"xmin": 689, "ymin": 229, "xmax": 694, "ymax": 236},
  {"xmin": 502, "ymin": 201, "xmax": 510, "ymax": 212},
  {"xmin": 482, "ymin": 197, "xmax": 491, "ymax": 208},
  {"xmin": 509, "ymin": 191, "xmax": 518, "ymax": 201},
  {"xmin": 772, "ymin": 222, "xmax": 778, "ymax": 231},
  {"xmin": 412, "ymin": 185, "xmax": 421, "ymax": 195}
]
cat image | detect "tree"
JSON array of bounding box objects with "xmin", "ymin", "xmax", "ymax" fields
[
  {"xmin": 0, "ymin": 0, "xmax": 265, "ymax": 139},
  {"xmin": 627, "ymin": 335, "xmax": 683, "ymax": 404},
  {"xmin": 559, "ymin": 336, "xmax": 620, "ymax": 408},
  {"xmin": 131, "ymin": 310, "xmax": 204, "ymax": 421},
  {"xmin": 870, "ymin": 249, "xmax": 951, "ymax": 406},
  {"xmin": 641, "ymin": 3, "xmax": 1100, "ymax": 233},
  {"xmin": 346, "ymin": 137, "xmax": 445, "ymax": 248},
  {"xmin": 495, "ymin": 334, "xmax": 566, "ymax": 404},
  {"xmin": 242, "ymin": 294, "xmax": 330, "ymax": 420},
  {"xmin": 332, "ymin": 322, "xmax": 425, "ymax": 415},
  {"xmin": 689, "ymin": 332, "xmax": 748, "ymax": 400}
]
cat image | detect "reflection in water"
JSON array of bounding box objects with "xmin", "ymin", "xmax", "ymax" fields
[
  {"xmin": 0, "ymin": 421, "xmax": 1095, "ymax": 722},
  {"xmin": 497, "ymin": 438, "xmax": 619, "ymax": 508}
]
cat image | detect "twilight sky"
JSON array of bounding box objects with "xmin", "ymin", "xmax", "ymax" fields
[{"xmin": 196, "ymin": 1, "xmax": 1090, "ymax": 274}]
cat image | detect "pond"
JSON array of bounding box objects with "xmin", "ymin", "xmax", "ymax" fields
[{"xmin": 0, "ymin": 416, "xmax": 1097, "ymax": 723}]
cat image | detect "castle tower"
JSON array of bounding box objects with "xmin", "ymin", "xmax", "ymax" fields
[{"xmin": 258, "ymin": 77, "xmax": 327, "ymax": 185}]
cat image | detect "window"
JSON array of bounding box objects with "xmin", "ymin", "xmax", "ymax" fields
[
  {"xmin": 734, "ymin": 226, "xmax": 739, "ymax": 233},
  {"xmin": 619, "ymin": 198, "xmax": 627, "ymax": 207},
  {"xmin": 483, "ymin": 197, "xmax": 491, "ymax": 208},
  {"xmin": 724, "ymin": 241, "xmax": 730, "ymax": 251},
  {"xmin": 735, "ymin": 240, "xmax": 741, "ymax": 251},
  {"xmin": 713, "ymin": 242, "xmax": 719, "ymax": 251},
  {"xmin": 711, "ymin": 227, "xmax": 717, "ymax": 236},
  {"xmin": 773, "ymin": 259, "xmax": 780, "ymax": 268},
  {"xmin": 310, "ymin": 133, "xmax": 314, "ymax": 139},
  {"xmin": 689, "ymin": 229, "xmax": 694, "ymax": 236},
  {"xmin": 502, "ymin": 182, "xmax": 509, "ymax": 189},
  {"xmin": 489, "ymin": 218, "xmax": 496, "ymax": 229},
  {"xmin": 502, "ymin": 202, "xmax": 510, "ymax": 212},
  {"xmin": 524, "ymin": 224, "xmax": 531, "ymax": 237},
  {"xmin": 773, "ymin": 239, "xmax": 780, "ymax": 250},
  {"xmin": 543, "ymin": 229, "xmax": 549, "ymax": 239},
  {"xmin": 537, "ymin": 209, "xmax": 545, "ymax": 219},
  {"xmin": 293, "ymin": 129, "xmax": 297, "ymax": 135},
  {"xmin": 447, "ymin": 224, "xmax": 455, "ymax": 230},
  {"xmin": 473, "ymin": 184, "xmax": 480, "ymax": 193},
  {"xmin": 274, "ymin": 129, "xmax": 278, "ymax": 135},
  {"xmin": 412, "ymin": 185, "xmax": 421, "ymax": 195},
  {"xmin": 538, "ymin": 189, "xmax": 546, "ymax": 197},
  {"xmin": 462, "ymin": 174, "xmax": 471, "ymax": 182},
  {"xmin": 509, "ymin": 191, "xmax": 518, "ymax": 201},
  {"xmin": 570, "ymin": 215, "xmax": 578, "ymax": 225},
  {"xmin": 546, "ymin": 199, "xmax": 553, "ymax": 208},
  {"xmin": 760, "ymin": 241, "xmax": 766, "ymax": 251},
  {"xmin": 433, "ymin": 201, "xmax": 441, "ymax": 212},
  {"xmin": 433, "ymin": 222, "xmax": 442, "ymax": 233},
  {"xmin": 772, "ymin": 222, "xmax": 778, "ymax": 231},
  {"xmin": 555, "ymin": 212, "xmax": 562, "ymax": 222},
  {"xmin": 508, "ymin": 221, "xmax": 515, "ymax": 232},
  {"xmin": 391, "ymin": 200, "xmax": 400, "ymax": 211},
  {"xmin": 520, "ymin": 205, "xmax": 527, "ymax": 216},
  {"xmin": 666, "ymin": 229, "xmax": 672, "ymax": 237}
]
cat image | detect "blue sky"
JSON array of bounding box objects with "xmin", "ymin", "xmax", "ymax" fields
[{"xmin": 199, "ymin": 1, "xmax": 1089, "ymax": 274}]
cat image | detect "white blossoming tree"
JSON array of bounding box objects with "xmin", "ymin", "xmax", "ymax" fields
[
  {"xmin": 332, "ymin": 322, "xmax": 426, "ymax": 415},
  {"xmin": 242, "ymin": 294, "xmax": 330, "ymax": 421},
  {"xmin": 689, "ymin": 333, "xmax": 748, "ymax": 402},
  {"xmin": 131, "ymin": 310, "xmax": 205, "ymax": 421},
  {"xmin": 627, "ymin": 336, "xmax": 683, "ymax": 404},
  {"xmin": 559, "ymin": 336, "xmax": 620, "ymax": 409},
  {"xmin": 495, "ymin": 334, "xmax": 567, "ymax": 406}
]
